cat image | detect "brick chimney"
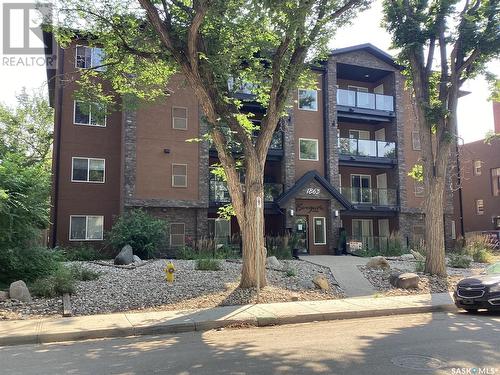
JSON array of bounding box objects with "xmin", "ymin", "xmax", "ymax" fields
[{"xmin": 494, "ymin": 101, "xmax": 500, "ymax": 133}]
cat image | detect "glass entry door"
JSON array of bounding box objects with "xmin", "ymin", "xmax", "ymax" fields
[
  {"xmin": 295, "ymin": 216, "xmax": 308, "ymax": 254},
  {"xmin": 351, "ymin": 175, "xmax": 372, "ymax": 203}
]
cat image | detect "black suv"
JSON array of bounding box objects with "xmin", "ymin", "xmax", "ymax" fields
[{"xmin": 454, "ymin": 263, "xmax": 500, "ymax": 313}]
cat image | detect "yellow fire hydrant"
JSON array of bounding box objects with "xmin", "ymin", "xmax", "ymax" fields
[{"xmin": 165, "ymin": 260, "xmax": 175, "ymax": 283}]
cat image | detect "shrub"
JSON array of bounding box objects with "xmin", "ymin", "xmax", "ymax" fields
[
  {"xmin": 61, "ymin": 244, "xmax": 108, "ymax": 261},
  {"xmin": 176, "ymin": 246, "xmax": 199, "ymax": 260},
  {"xmin": 195, "ymin": 258, "xmax": 222, "ymax": 271},
  {"xmin": 472, "ymin": 248, "xmax": 491, "ymax": 263},
  {"xmin": 266, "ymin": 235, "xmax": 293, "ymax": 259},
  {"xmin": 107, "ymin": 209, "xmax": 167, "ymax": 259},
  {"xmin": 448, "ymin": 254, "xmax": 472, "ymax": 269},
  {"xmin": 415, "ymin": 260, "xmax": 425, "ymax": 273},
  {"xmin": 0, "ymin": 246, "xmax": 63, "ymax": 284},
  {"xmin": 69, "ymin": 264, "xmax": 100, "ymax": 281},
  {"xmin": 285, "ymin": 268, "xmax": 297, "ymax": 277},
  {"xmin": 31, "ymin": 266, "xmax": 76, "ymax": 297},
  {"xmin": 464, "ymin": 235, "xmax": 493, "ymax": 263}
]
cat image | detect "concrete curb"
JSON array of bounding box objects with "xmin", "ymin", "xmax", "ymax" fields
[{"xmin": 0, "ymin": 297, "xmax": 457, "ymax": 346}]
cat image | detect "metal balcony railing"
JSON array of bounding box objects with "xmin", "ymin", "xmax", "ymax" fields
[
  {"xmin": 340, "ymin": 187, "xmax": 398, "ymax": 206},
  {"xmin": 337, "ymin": 89, "xmax": 394, "ymax": 112},
  {"xmin": 209, "ymin": 181, "xmax": 283, "ymax": 203},
  {"xmin": 338, "ymin": 138, "xmax": 396, "ymax": 159}
]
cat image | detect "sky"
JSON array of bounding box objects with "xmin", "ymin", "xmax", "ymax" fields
[{"xmin": 0, "ymin": 0, "xmax": 498, "ymax": 143}]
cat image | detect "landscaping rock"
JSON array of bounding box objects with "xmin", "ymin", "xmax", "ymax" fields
[
  {"xmin": 389, "ymin": 272, "xmax": 420, "ymax": 289},
  {"xmin": 366, "ymin": 256, "xmax": 390, "ymax": 270},
  {"xmin": 114, "ymin": 245, "xmax": 134, "ymax": 265},
  {"xmin": 266, "ymin": 256, "xmax": 281, "ymax": 269},
  {"xmin": 299, "ymin": 280, "xmax": 315, "ymax": 290},
  {"xmin": 0, "ymin": 291, "xmax": 8, "ymax": 302},
  {"xmin": 9, "ymin": 281, "xmax": 32, "ymax": 303},
  {"xmin": 400, "ymin": 254, "xmax": 414, "ymax": 261},
  {"xmin": 133, "ymin": 255, "xmax": 141, "ymax": 263},
  {"xmin": 410, "ymin": 250, "xmax": 425, "ymax": 262},
  {"xmin": 312, "ymin": 275, "xmax": 330, "ymax": 290}
]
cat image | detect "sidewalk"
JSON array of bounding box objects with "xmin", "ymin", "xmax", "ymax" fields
[
  {"xmin": 0, "ymin": 292, "xmax": 456, "ymax": 346},
  {"xmin": 301, "ymin": 255, "xmax": 377, "ymax": 297}
]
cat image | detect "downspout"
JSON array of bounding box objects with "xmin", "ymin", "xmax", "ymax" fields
[
  {"xmin": 51, "ymin": 46, "xmax": 65, "ymax": 247},
  {"xmin": 456, "ymin": 141, "xmax": 465, "ymax": 237},
  {"xmin": 322, "ymin": 66, "xmax": 329, "ymax": 180}
]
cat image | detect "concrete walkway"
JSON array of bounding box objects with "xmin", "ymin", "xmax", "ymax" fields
[
  {"xmin": 301, "ymin": 255, "xmax": 377, "ymax": 297},
  {"xmin": 0, "ymin": 293, "xmax": 456, "ymax": 346}
]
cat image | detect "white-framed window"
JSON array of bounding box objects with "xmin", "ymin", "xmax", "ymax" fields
[
  {"xmin": 299, "ymin": 138, "xmax": 319, "ymax": 161},
  {"xmin": 172, "ymin": 106, "xmax": 188, "ymax": 130},
  {"xmin": 474, "ymin": 160, "xmax": 482, "ymax": 176},
  {"xmin": 170, "ymin": 223, "xmax": 185, "ymax": 247},
  {"xmin": 172, "ymin": 164, "xmax": 187, "ymax": 187},
  {"xmin": 476, "ymin": 199, "xmax": 484, "ymax": 215},
  {"xmin": 70, "ymin": 215, "xmax": 104, "ymax": 241},
  {"xmin": 71, "ymin": 157, "xmax": 105, "ymax": 183},
  {"xmin": 451, "ymin": 220, "xmax": 456, "ymax": 240},
  {"xmin": 412, "ymin": 130, "xmax": 421, "ymax": 150},
  {"xmin": 298, "ymin": 89, "xmax": 318, "ymax": 111},
  {"xmin": 74, "ymin": 101, "xmax": 107, "ymax": 127},
  {"xmin": 414, "ymin": 181, "xmax": 424, "ymax": 197},
  {"xmin": 313, "ymin": 217, "xmax": 327, "ymax": 245},
  {"xmin": 75, "ymin": 46, "xmax": 105, "ymax": 70}
]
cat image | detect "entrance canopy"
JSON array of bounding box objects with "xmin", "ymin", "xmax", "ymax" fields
[{"xmin": 276, "ymin": 171, "xmax": 351, "ymax": 210}]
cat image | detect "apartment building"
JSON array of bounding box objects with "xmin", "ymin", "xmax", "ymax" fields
[
  {"xmin": 454, "ymin": 102, "xmax": 500, "ymax": 238},
  {"xmin": 46, "ymin": 38, "xmax": 453, "ymax": 255}
]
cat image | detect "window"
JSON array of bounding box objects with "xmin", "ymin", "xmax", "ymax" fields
[
  {"xmin": 298, "ymin": 89, "xmax": 318, "ymax": 111},
  {"xmin": 474, "ymin": 160, "xmax": 482, "ymax": 176},
  {"xmin": 476, "ymin": 199, "xmax": 484, "ymax": 215},
  {"xmin": 74, "ymin": 101, "xmax": 107, "ymax": 127},
  {"xmin": 412, "ymin": 130, "xmax": 421, "ymax": 151},
  {"xmin": 451, "ymin": 220, "xmax": 456, "ymax": 240},
  {"xmin": 494, "ymin": 217, "xmax": 500, "ymax": 229},
  {"xmin": 491, "ymin": 168, "xmax": 500, "ymax": 196},
  {"xmin": 347, "ymin": 85, "xmax": 369, "ymax": 92},
  {"xmin": 313, "ymin": 217, "xmax": 326, "ymax": 245},
  {"xmin": 70, "ymin": 215, "xmax": 104, "ymax": 241},
  {"xmin": 75, "ymin": 46, "xmax": 105, "ymax": 70},
  {"xmin": 172, "ymin": 164, "xmax": 187, "ymax": 187},
  {"xmin": 414, "ymin": 181, "xmax": 424, "ymax": 197},
  {"xmin": 208, "ymin": 218, "xmax": 231, "ymax": 245},
  {"xmin": 299, "ymin": 138, "xmax": 319, "ymax": 161},
  {"xmin": 172, "ymin": 107, "xmax": 188, "ymax": 130},
  {"xmin": 72, "ymin": 157, "xmax": 105, "ymax": 183},
  {"xmin": 351, "ymin": 174, "xmax": 371, "ymax": 203},
  {"xmin": 170, "ymin": 223, "xmax": 185, "ymax": 247}
]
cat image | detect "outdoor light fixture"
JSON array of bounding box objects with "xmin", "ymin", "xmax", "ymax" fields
[
  {"xmin": 289, "ymin": 209, "xmax": 294, "ymax": 217},
  {"xmin": 334, "ymin": 210, "xmax": 339, "ymax": 217}
]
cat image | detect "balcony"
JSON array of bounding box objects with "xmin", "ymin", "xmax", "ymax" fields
[
  {"xmin": 209, "ymin": 181, "xmax": 283, "ymax": 204},
  {"xmin": 340, "ymin": 187, "xmax": 398, "ymax": 207},
  {"xmin": 209, "ymin": 131, "xmax": 283, "ymax": 160},
  {"xmin": 338, "ymin": 138, "xmax": 397, "ymax": 167},
  {"xmin": 337, "ymin": 89, "xmax": 394, "ymax": 111}
]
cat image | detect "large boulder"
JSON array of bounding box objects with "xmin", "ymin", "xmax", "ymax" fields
[
  {"xmin": 0, "ymin": 291, "xmax": 8, "ymax": 302},
  {"xmin": 400, "ymin": 254, "xmax": 415, "ymax": 261},
  {"xmin": 410, "ymin": 250, "xmax": 425, "ymax": 262},
  {"xmin": 114, "ymin": 245, "xmax": 135, "ymax": 265},
  {"xmin": 9, "ymin": 280, "xmax": 32, "ymax": 303},
  {"xmin": 366, "ymin": 256, "xmax": 390, "ymax": 270},
  {"xmin": 133, "ymin": 255, "xmax": 142, "ymax": 263},
  {"xmin": 390, "ymin": 272, "xmax": 420, "ymax": 289},
  {"xmin": 312, "ymin": 275, "xmax": 330, "ymax": 291},
  {"xmin": 266, "ymin": 256, "xmax": 281, "ymax": 269}
]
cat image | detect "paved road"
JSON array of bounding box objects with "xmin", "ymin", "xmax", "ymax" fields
[{"xmin": 1, "ymin": 312, "xmax": 499, "ymax": 375}]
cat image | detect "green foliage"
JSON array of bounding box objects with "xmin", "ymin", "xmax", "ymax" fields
[
  {"xmin": 265, "ymin": 235, "xmax": 293, "ymax": 259},
  {"xmin": 195, "ymin": 258, "xmax": 222, "ymax": 271},
  {"xmin": 0, "ymin": 247, "xmax": 63, "ymax": 284},
  {"xmin": 31, "ymin": 266, "xmax": 76, "ymax": 298},
  {"xmin": 464, "ymin": 234, "xmax": 494, "ymax": 263},
  {"xmin": 176, "ymin": 246, "xmax": 200, "ymax": 260},
  {"xmin": 285, "ymin": 267, "xmax": 297, "ymax": 277},
  {"xmin": 448, "ymin": 254, "xmax": 472, "ymax": 269},
  {"xmin": 68, "ymin": 264, "xmax": 100, "ymax": 281},
  {"xmin": 176, "ymin": 244, "xmax": 240, "ymax": 260},
  {"xmin": 217, "ymin": 204, "xmax": 236, "ymax": 220},
  {"xmin": 408, "ymin": 164, "xmax": 423, "ymax": 182},
  {"xmin": 61, "ymin": 244, "xmax": 108, "ymax": 261},
  {"xmin": 107, "ymin": 209, "xmax": 167, "ymax": 259},
  {"xmin": 415, "ymin": 260, "xmax": 425, "ymax": 273}
]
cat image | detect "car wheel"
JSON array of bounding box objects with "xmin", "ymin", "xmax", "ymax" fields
[{"xmin": 464, "ymin": 308, "xmax": 478, "ymax": 313}]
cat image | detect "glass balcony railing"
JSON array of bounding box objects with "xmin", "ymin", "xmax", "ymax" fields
[
  {"xmin": 347, "ymin": 236, "xmax": 403, "ymax": 254},
  {"xmin": 338, "ymin": 138, "xmax": 396, "ymax": 159},
  {"xmin": 210, "ymin": 131, "xmax": 283, "ymax": 153},
  {"xmin": 209, "ymin": 181, "xmax": 283, "ymax": 203},
  {"xmin": 337, "ymin": 89, "xmax": 394, "ymax": 112},
  {"xmin": 340, "ymin": 187, "xmax": 398, "ymax": 206}
]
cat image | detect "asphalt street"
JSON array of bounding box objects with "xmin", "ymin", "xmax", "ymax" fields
[{"xmin": 1, "ymin": 311, "xmax": 499, "ymax": 375}]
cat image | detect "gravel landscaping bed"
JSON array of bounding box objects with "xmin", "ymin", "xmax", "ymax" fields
[
  {"xmin": 1, "ymin": 259, "xmax": 344, "ymax": 319},
  {"xmin": 359, "ymin": 258, "xmax": 490, "ymax": 296}
]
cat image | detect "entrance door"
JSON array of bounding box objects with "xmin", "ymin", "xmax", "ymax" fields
[
  {"xmin": 378, "ymin": 219, "xmax": 390, "ymax": 251},
  {"xmin": 376, "ymin": 173, "xmax": 388, "ymax": 205},
  {"xmin": 295, "ymin": 216, "xmax": 308, "ymax": 254},
  {"xmin": 351, "ymin": 174, "xmax": 372, "ymax": 203}
]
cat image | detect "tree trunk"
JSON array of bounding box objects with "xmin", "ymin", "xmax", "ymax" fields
[{"xmin": 423, "ymin": 176, "xmax": 447, "ymax": 276}]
